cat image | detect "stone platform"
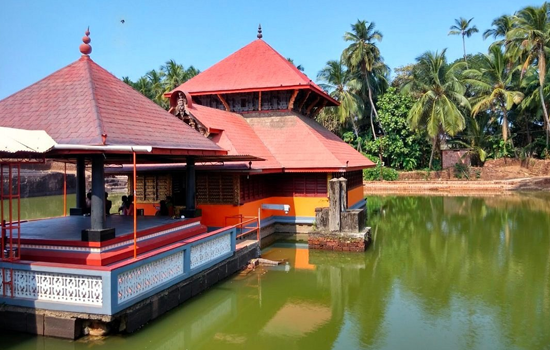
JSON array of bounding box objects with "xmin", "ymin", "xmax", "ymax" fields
[{"xmin": 308, "ymin": 229, "xmax": 371, "ymax": 252}]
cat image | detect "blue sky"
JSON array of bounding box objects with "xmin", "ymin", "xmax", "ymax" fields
[{"xmin": 0, "ymin": 0, "xmax": 540, "ymax": 100}]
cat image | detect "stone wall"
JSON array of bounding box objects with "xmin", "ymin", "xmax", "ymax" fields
[
  {"xmin": 315, "ymin": 207, "xmax": 366, "ymax": 233},
  {"xmin": 442, "ymin": 149, "xmax": 471, "ymax": 169},
  {"xmin": 2, "ymin": 172, "xmax": 76, "ymax": 198},
  {"xmin": 308, "ymin": 229, "xmax": 371, "ymax": 252}
]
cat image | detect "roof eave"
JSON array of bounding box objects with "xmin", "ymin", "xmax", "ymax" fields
[{"xmin": 165, "ymin": 85, "xmax": 339, "ymax": 107}]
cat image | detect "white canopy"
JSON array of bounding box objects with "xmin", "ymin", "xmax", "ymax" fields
[{"xmin": 0, "ymin": 127, "xmax": 56, "ymax": 154}]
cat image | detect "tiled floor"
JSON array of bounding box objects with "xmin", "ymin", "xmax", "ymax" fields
[{"xmin": 16, "ymin": 215, "xmax": 187, "ymax": 241}]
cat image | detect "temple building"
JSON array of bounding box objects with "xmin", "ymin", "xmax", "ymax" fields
[
  {"xmin": 0, "ymin": 27, "xmax": 372, "ymax": 339},
  {"xmin": 128, "ymin": 27, "xmax": 374, "ymax": 231}
]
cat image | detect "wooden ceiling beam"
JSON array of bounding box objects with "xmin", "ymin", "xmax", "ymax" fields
[
  {"xmin": 216, "ymin": 94, "xmax": 231, "ymax": 112},
  {"xmin": 306, "ymin": 96, "xmax": 321, "ymax": 115},
  {"xmin": 288, "ymin": 89, "xmax": 299, "ymax": 111},
  {"xmin": 311, "ymin": 100, "xmax": 327, "ymax": 118},
  {"xmin": 297, "ymin": 90, "xmax": 311, "ymax": 112}
]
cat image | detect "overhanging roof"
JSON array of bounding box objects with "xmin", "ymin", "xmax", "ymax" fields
[
  {"xmin": 167, "ymin": 39, "xmax": 338, "ymax": 106},
  {"xmin": 0, "ymin": 127, "xmax": 56, "ymax": 154},
  {"xmin": 0, "ymin": 55, "xmax": 224, "ymax": 153}
]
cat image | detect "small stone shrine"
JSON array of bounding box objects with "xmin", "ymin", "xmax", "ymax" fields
[{"xmin": 309, "ymin": 178, "xmax": 371, "ymax": 252}]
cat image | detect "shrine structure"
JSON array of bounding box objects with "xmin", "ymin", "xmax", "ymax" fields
[
  {"xmin": 126, "ymin": 26, "xmax": 374, "ymax": 234},
  {"xmin": 0, "ymin": 29, "xmax": 259, "ymax": 339},
  {"xmin": 0, "ymin": 27, "xmax": 373, "ymax": 339}
]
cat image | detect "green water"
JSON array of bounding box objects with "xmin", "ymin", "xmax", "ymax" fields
[
  {"xmin": 1, "ymin": 194, "xmax": 76, "ymax": 221},
  {"xmin": 1, "ymin": 194, "xmax": 125, "ymax": 221},
  {"xmin": 2, "ymin": 194, "xmax": 550, "ymax": 349}
]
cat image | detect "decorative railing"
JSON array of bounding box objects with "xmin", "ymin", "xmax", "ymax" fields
[
  {"xmin": 1, "ymin": 267, "xmax": 103, "ymax": 305},
  {"xmin": 224, "ymin": 215, "xmax": 260, "ymax": 241},
  {"xmin": 0, "ymin": 226, "xmax": 236, "ymax": 315}
]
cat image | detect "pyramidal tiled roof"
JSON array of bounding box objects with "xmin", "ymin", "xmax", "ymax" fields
[
  {"xmin": 0, "ymin": 55, "xmax": 222, "ymax": 152},
  {"xmin": 188, "ymin": 106, "xmax": 374, "ymax": 171},
  {"xmin": 171, "ymin": 39, "xmax": 337, "ymax": 106},
  {"xmin": 246, "ymin": 112, "xmax": 374, "ymax": 171}
]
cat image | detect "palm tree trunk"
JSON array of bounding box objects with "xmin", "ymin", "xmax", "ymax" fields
[
  {"xmin": 539, "ymin": 85, "xmax": 550, "ymax": 148},
  {"xmin": 429, "ymin": 135, "xmax": 437, "ymax": 171},
  {"xmin": 351, "ymin": 117, "xmax": 362, "ymax": 152},
  {"xmin": 538, "ymin": 51, "xmax": 549, "ymax": 148},
  {"xmin": 501, "ymin": 105, "xmax": 509, "ymax": 143},
  {"xmin": 462, "ymin": 34, "xmax": 467, "ymax": 65},
  {"xmin": 370, "ymin": 108, "xmax": 377, "ymax": 140},
  {"xmin": 365, "ymin": 78, "xmax": 381, "ymax": 134}
]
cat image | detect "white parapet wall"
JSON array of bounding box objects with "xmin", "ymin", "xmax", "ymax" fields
[{"xmin": 0, "ymin": 227, "xmax": 237, "ymax": 315}]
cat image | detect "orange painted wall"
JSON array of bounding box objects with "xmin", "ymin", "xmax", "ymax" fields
[
  {"xmin": 198, "ymin": 196, "xmax": 329, "ymax": 227},
  {"xmin": 348, "ymin": 186, "xmax": 364, "ymax": 208},
  {"xmin": 136, "ymin": 203, "xmax": 158, "ymax": 216},
  {"xmin": 198, "ymin": 187, "xmax": 364, "ymax": 228}
]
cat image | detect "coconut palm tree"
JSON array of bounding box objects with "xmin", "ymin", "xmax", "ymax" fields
[
  {"xmin": 134, "ymin": 77, "xmax": 152, "ymax": 98},
  {"xmin": 121, "ymin": 76, "xmax": 134, "ymax": 87},
  {"xmin": 463, "ymin": 45, "xmax": 524, "ymax": 144},
  {"xmin": 317, "ymin": 59, "xmax": 364, "ymax": 150},
  {"xmin": 342, "ymin": 20, "xmax": 384, "ymax": 139},
  {"xmin": 360, "ymin": 60, "xmax": 389, "ymax": 138},
  {"xmin": 145, "ymin": 69, "xmax": 166, "ymax": 107},
  {"xmin": 483, "ymin": 14, "xmax": 514, "ymax": 42},
  {"xmin": 184, "ymin": 66, "xmax": 200, "ymax": 80},
  {"xmin": 404, "ymin": 49, "xmax": 470, "ymax": 170},
  {"xmin": 449, "ymin": 17, "xmax": 479, "ymax": 64},
  {"xmin": 287, "ymin": 58, "xmax": 305, "ymax": 72},
  {"xmin": 507, "ymin": 3, "xmax": 550, "ymax": 147},
  {"xmin": 161, "ymin": 60, "xmax": 186, "ymax": 92},
  {"xmin": 454, "ymin": 113, "xmax": 492, "ymax": 166}
]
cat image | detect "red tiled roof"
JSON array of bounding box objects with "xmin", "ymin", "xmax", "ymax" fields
[
  {"xmin": 171, "ymin": 40, "xmax": 337, "ymax": 106},
  {"xmin": 189, "ymin": 104, "xmax": 280, "ymax": 169},
  {"xmin": 246, "ymin": 112, "xmax": 375, "ymax": 171},
  {"xmin": 0, "ymin": 56, "xmax": 223, "ymax": 152},
  {"xmin": 189, "ymin": 105, "xmax": 374, "ymax": 171}
]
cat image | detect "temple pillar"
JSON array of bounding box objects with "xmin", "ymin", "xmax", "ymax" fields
[
  {"xmin": 90, "ymin": 155, "xmax": 105, "ymax": 230},
  {"xmin": 339, "ymin": 177, "xmax": 348, "ymax": 212},
  {"xmin": 329, "ymin": 178, "xmax": 341, "ymax": 232},
  {"xmin": 185, "ymin": 157, "xmax": 196, "ymax": 213},
  {"xmin": 82, "ymin": 155, "xmax": 114, "ymax": 241},
  {"xmin": 70, "ymin": 156, "xmax": 87, "ymax": 215}
]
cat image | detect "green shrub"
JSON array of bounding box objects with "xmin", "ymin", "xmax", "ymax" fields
[
  {"xmin": 453, "ymin": 163, "xmax": 470, "ymax": 179},
  {"xmin": 363, "ymin": 166, "xmax": 399, "ymax": 181}
]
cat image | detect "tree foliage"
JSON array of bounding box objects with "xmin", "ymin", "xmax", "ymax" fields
[
  {"xmin": 365, "ymin": 88, "xmax": 431, "ymax": 170},
  {"xmin": 122, "ymin": 60, "xmax": 199, "ymax": 109}
]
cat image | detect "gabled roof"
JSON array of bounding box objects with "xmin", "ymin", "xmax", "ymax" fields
[
  {"xmin": 170, "ymin": 40, "xmax": 338, "ymax": 106},
  {"xmin": 0, "ymin": 55, "xmax": 223, "ymax": 153},
  {"xmin": 188, "ymin": 106, "xmax": 374, "ymax": 172}
]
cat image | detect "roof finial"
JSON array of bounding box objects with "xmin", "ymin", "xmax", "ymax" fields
[
  {"xmin": 257, "ymin": 24, "xmax": 263, "ymax": 39},
  {"xmin": 79, "ymin": 27, "xmax": 92, "ymax": 56}
]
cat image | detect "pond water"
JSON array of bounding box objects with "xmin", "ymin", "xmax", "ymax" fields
[
  {"xmin": 1, "ymin": 193, "xmax": 125, "ymax": 221},
  {"xmin": 1, "ymin": 194, "xmax": 550, "ymax": 349}
]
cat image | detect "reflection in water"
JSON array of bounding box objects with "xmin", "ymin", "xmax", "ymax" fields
[{"xmin": 2, "ymin": 194, "xmax": 550, "ymax": 350}]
